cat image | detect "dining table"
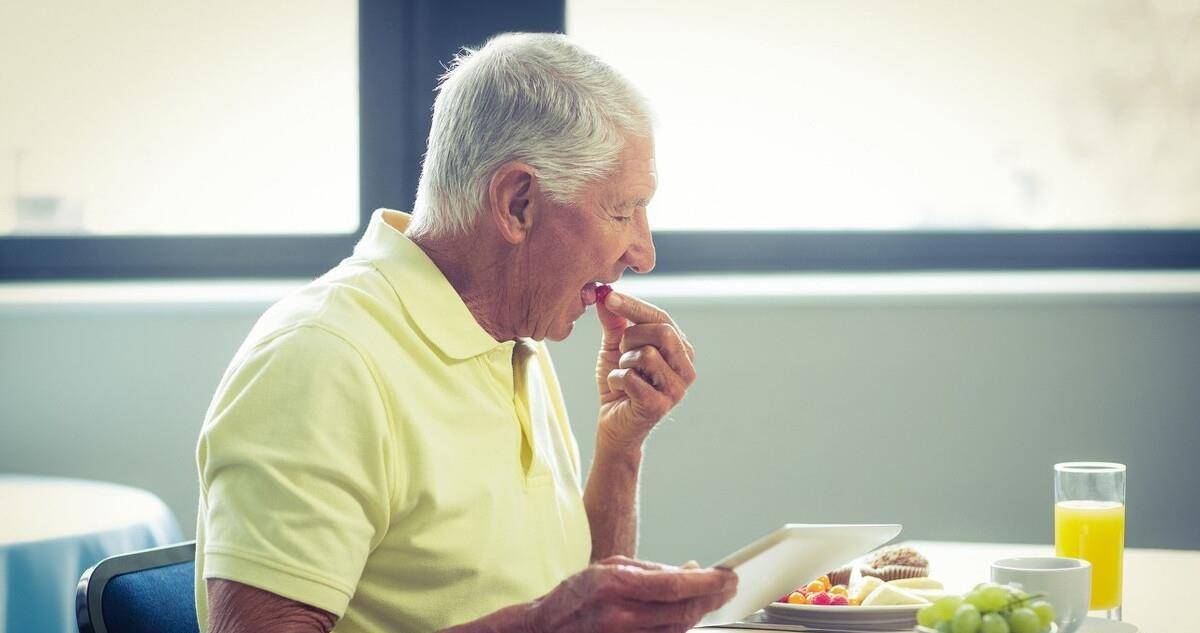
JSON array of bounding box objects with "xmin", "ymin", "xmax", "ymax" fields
[
  {"xmin": 695, "ymin": 539, "xmax": 1199, "ymax": 633},
  {"xmin": 0, "ymin": 475, "xmax": 182, "ymax": 633}
]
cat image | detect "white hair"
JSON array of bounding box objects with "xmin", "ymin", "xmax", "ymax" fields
[{"xmin": 407, "ymin": 32, "xmax": 652, "ymax": 238}]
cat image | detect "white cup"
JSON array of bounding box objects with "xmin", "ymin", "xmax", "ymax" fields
[{"xmin": 991, "ymin": 557, "xmax": 1091, "ymax": 633}]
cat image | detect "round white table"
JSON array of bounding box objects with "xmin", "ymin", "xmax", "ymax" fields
[{"xmin": 0, "ymin": 475, "xmax": 182, "ymax": 633}]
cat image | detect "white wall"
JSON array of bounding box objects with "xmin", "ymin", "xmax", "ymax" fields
[{"xmin": 2, "ymin": 274, "xmax": 1197, "ymax": 567}]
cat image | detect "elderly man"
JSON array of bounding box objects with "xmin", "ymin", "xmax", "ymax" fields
[{"xmin": 195, "ymin": 33, "xmax": 736, "ymax": 633}]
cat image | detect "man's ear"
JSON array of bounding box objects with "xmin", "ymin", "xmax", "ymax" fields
[{"xmin": 487, "ymin": 161, "xmax": 538, "ymax": 245}]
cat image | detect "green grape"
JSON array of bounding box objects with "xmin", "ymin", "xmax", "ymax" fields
[
  {"xmin": 1008, "ymin": 607, "xmax": 1041, "ymax": 633},
  {"xmin": 1029, "ymin": 601, "xmax": 1055, "ymax": 628},
  {"xmin": 932, "ymin": 596, "xmax": 965, "ymax": 621},
  {"xmin": 936, "ymin": 621, "xmax": 954, "ymax": 633},
  {"xmin": 952, "ymin": 604, "xmax": 983, "ymax": 633},
  {"xmin": 918, "ymin": 605, "xmax": 940, "ymax": 627},
  {"xmin": 1000, "ymin": 583, "xmax": 1026, "ymax": 601},
  {"xmin": 980, "ymin": 613, "xmax": 1010, "ymax": 633},
  {"xmin": 965, "ymin": 590, "xmax": 986, "ymax": 609},
  {"xmin": 977, "ymin": 586, "xmax": 1011, "ymax": 613}
]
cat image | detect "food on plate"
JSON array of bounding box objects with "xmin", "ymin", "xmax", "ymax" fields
[
  {"xmin": 916, "ymin": 583, "xmax": 1056, "ymax": 633},
  {"xmin": 867, "ymin": 545, "xmax": 929, "ymax": 570},
  {"xmin": 860, "ymin": 582, "xmax": 926, "ymax": 606},
  {"xmin": 777, "ymin": 574, "xmax": 860, "ymax": 607},
  {"xmin": 861, "ymin": 544, "xmax": 931, "ymax": 582},
  {"xmin": 774, "ymin": 564, "xmax": 950, "ymax": 610},
  {"xmin": 906, "ymin": 587, "xmax": 958, "ymax": 603},
  {"xmin": 775, "ymin": 573, "xmax": 948, "ymax": 609},
  {"xmin": 808, "ymin": 591, "xmax": 834, "ymax": 605},
  {"xmin": 849, "ymin": 576, "xmax": 884, "ymax": 603},
  {"xmin": 823, "ymin": 544, "xmax": 932, "ymax": 586},
  {"xmin": 888, "ymin": 577, "xmax": 943, "ymax": 590},
  {"xmin": 827, "ymin": 564, "xmax": 853, "ymax": 587}
]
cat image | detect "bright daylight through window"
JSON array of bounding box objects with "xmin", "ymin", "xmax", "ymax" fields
[
  {"xmin": 0, "ymin": 0, "xmax": 358, "ymax": 236},
  {"xmin": 567, "ymin": 0, "xmax": 1200, "ymax": 232}
]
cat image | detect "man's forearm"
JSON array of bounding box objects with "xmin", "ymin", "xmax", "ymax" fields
[{"xmin": 582, "ymin": 440, "xmax": 644, "ymax": 561}]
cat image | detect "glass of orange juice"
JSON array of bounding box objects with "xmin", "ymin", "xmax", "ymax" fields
[{"xmin": 1054, "ymin": 461, "xmax": 1126, "ymax": 620}]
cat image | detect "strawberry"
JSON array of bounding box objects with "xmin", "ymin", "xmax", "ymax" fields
[{"xmin": 808, "ymin": 592, "xmax": 833, "ymax": 606}]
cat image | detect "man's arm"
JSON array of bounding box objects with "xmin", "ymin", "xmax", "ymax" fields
[
  {"xmin": 207, "ymin": 579, "xmax": 337, "ymax": 633},
  {"xmin": 209, "ymin": 560, "xmax": 734, "ymax": 633},
  {"xmin": 583, "ymin": 441, "xmax": 644, "ymax": 559},
  {"xmin": 587, "ymin": 290, "xmax": 697, "ymax": 561}
]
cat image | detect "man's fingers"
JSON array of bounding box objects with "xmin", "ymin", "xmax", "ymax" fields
[
  {"xmin": 606, "ymin": 368, "xmax": 664, "ymax": 409},
  {"xmin": 619, "ymin": 325, "xmax": 697, "ymax": 379},
  {"xmin": 611, "ymin": 567, "xmax": 737, "ymax": 603},
  {"xmin": 618, "ymin": 346, "xmax": 688, "ymax": 400},
  {"xmin": 604, "ymin": 291, "xmax": 673, "ymax": 326},
  {"xmin": 600, "ymin": 290, "xmax": 696, "ymax": 361},
  {"xmin": 631, "ymin": 588, "xmax": 738, "ymax": 626},
  {"xmin": 596, "ymin": 297, "xmax": 630, "ymax": 352},
  {"xmin": 599, "ymin": 556, "xmax": 676, "ymax": 571}
]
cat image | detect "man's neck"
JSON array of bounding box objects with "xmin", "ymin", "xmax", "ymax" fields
[{"xmin": 408, "ymin": 230, "xmax": 517, "ymax": 343}]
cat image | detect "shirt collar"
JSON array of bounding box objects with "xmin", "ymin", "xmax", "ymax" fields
[{"xmin": 353, "ymin": 209, "xmax": 511, "ymax": 360}]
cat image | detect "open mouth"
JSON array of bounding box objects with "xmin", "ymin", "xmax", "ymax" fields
[{"xmin": 580, "ymin": 281, "xmax": 602, "ymax": 307}]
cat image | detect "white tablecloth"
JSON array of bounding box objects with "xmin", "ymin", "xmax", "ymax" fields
[
  {"xmin": 0, "ymin": 475, "xmax": 182, "ymax": 633},
  {"xmin": 695, "ymin": 539, "xmax": 1200, "ymax": 632}
]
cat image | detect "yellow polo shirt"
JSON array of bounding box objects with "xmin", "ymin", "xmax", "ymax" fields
[{"xmin": 195, "ymin": 209, "xmax": 592, "ymax": 633}]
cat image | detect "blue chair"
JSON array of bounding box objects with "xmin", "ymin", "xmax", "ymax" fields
[{"xmin": 76, "ymin": 540, "xmax": 200, "ymax": 633}]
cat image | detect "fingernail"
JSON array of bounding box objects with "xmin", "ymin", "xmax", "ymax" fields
[{"xmin": 605, "ymin": 292, "xmax": 621, "ymax": 308}]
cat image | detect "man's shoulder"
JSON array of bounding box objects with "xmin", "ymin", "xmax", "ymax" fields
[{"xmin": 244, "ymin": 257, "xmax": 408, "ymax": 353}]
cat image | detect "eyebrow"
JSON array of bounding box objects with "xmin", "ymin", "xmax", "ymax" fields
[{"xmin": 616, "ymin": 197, "xmax": 651, "ymax": 210}]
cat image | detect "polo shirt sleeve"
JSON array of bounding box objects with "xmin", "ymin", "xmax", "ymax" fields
[{"xmin": 197, "ymin": 324, "xmax": 397, "ymax": 617}]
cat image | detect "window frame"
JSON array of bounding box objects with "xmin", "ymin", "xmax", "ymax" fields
[{"xmin": 2, "ymin": 0, "xmax": 1197, "ymax": 280}]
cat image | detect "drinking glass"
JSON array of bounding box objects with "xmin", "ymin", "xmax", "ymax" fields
[{"xmin": 1053, "ymin": 461, "xmax": 1125, "ymax": 620}]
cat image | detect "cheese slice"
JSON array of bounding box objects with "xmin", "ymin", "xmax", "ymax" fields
[
  {"xmin": 850, "ymin": 576, "xmax": 884, "ymax": 603},
  {"xmin": 860, "ymin": 582, "xmax": 930, "ymax": 606},
  {"xmin": 888, "ymin": 577, "xmax": 944, "ymax": 590},
  {"xmin": 906, "ymin": 588, "xmax": 958, "ymax": 602}
]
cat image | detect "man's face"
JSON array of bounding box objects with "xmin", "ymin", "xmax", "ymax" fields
[{"xmin": 519, "ymin": 135, "xmax": 657, "ymax": 341}]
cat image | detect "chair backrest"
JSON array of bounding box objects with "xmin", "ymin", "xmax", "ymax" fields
[{"xmin": 76, "ymin": 540, "xmax": 200, "ymax": 633}]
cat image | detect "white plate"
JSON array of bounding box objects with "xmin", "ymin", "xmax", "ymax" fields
[
  {"xmin": 765, "ymin": 603, "xmax": 923, "ymax": 617},
  {"xmin": 698, "ymin": 524, "xmax": 902, "ymax": 627},
  {"xmin": 765, "ymin": 602, "xmax": 920, "ymax": 630}
]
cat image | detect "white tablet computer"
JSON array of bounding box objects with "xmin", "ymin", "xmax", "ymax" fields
[{"xmin": 697, "ymin": 523, "xmax": 901, "ymax": 627}]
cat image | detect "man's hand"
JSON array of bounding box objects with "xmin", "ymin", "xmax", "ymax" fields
[
  {"xmin": 595, "ymin": 291, "xmax": 697, "ymax": 451},
  {"xmin": 524, "ymin": 556, "xmax": 736, "ymax": 633}
]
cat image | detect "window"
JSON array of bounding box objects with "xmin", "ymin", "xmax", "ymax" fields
[
  {"xmin": 3, "ymin": 0, "xmax": 1196, "ymax": 278},
  {"xmin": 1, "ymin": 0, "xmax": 358, "ymax": 237},
  {"xmin": 569, "ymin": 0, "xmax": 1200, "ymax": 231},
  {"xmin": 567, "ymin": 0, "xmax": 1200, "ymax": 270},
  {"xmin": 0, "ymin": 0, "xmax": 565, "ymax": 279}
]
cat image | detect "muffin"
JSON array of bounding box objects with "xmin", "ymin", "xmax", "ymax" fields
[
  {"xmin": 860, "ymin": 545, "xmax": 930, "ymax": 581},
  {"xmin": 826, "ymin": 564, "xmax": 854, "ymax": 588}
]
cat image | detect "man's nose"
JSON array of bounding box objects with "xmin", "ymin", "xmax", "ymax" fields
[{"xmin": 622, "ymin": 221, "xmax": 656, "ymax": 274}]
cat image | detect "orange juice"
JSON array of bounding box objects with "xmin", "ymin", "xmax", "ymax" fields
[{"xmin": 1055, "ymin": 500, "xmax": 1125, "ymax": 610}]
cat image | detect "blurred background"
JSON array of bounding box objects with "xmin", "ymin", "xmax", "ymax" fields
[{"xmin": 2, "ymin": 0, "xmax": 1199, "ymax": 572}]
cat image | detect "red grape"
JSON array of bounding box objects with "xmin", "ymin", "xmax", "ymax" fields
[{"xmin": 595, "ymin": 284, "xmax": 613, "ymax": 304}]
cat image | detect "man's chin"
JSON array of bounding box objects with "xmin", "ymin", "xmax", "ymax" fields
[{"xmin": 545, "ymin": 321, "xmax": 573, "ymax": 342}]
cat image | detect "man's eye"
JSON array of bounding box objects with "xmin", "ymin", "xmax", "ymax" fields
[{"xmin": 613, "ymin": 215, "xmax": 633, "ymax": 223}]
